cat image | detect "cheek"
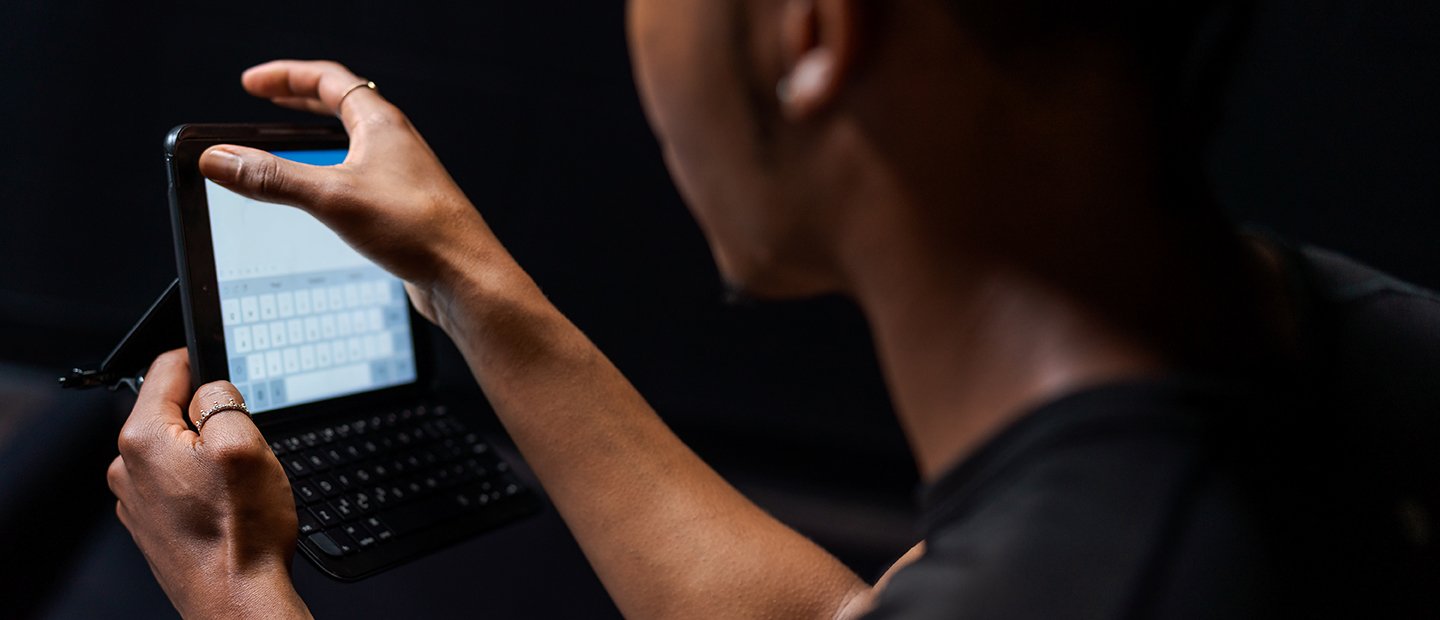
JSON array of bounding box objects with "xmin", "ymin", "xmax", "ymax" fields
[{"xmin": 630, "ymin": 6, "xmax": 769, "ymax": 248}]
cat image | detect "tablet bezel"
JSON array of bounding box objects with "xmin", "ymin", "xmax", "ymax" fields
[{"xmin": 165, "ymin": 123, "xmax": 432, "ymax": 426}]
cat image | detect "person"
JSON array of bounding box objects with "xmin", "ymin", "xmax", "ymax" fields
[{"xmin": 104, "ymin": 0, "xmax": 1439, "ymax": 618}]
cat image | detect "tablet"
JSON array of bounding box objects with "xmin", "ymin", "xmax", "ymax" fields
[
  {"xmin": 165, "ymin": 124, "xmax": 428, "ymax": 416},
  {"xmin": 166, "ymin": 124, "xmax": 539, "ymax": 581}
]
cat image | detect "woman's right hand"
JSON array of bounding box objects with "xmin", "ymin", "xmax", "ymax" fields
[{"xmin": 199, "ymin": 60, "xmax": 521, "ymax": 328}]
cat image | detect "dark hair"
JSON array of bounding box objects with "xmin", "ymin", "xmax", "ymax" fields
[{"xmin": 943, "ymin": 0, "xmax": 1256, "ymax": 210}]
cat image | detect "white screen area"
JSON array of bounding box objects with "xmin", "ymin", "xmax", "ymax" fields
[{"xmin": 206, "ymin": 149, "xmax": 416, "ymax": 413}]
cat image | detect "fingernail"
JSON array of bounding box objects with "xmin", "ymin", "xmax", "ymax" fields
[{"xmin": 206, "ymin": 149, "xmax": 244, "ymax": 183}]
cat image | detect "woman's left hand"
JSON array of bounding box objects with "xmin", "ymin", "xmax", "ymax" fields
[{"xmin": 107, "ymin": 349, "xmax": 311, "ymax": 619}]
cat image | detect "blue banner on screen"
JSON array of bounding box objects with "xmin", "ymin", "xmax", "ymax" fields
[{"xmin": 205, "ymin": 148, "xmax": 417, "ymax": 414}]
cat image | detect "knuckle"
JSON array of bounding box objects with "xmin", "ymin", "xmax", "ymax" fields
[
  {"xmin": 196, "ymin": 381, "xmax": 241, "ymax": 406},
  {"xmin": 360, "ymin": 105, "xmax": 409, "ymax": 130},
  {"xmin": 210, "ymin": 441, "xmax": 268, "ymax": 472},
  {"xmin": 116, "ymin": 426, "xmax": 148, "ymax": 457},
  {"xmin": 106, "ymin": 458, "xmax": 125, "ymax": 492},
  {"xmin": 155, "ymin": 349, "xmax": 188, "ymax": 367},
  {"xmin": 249, "ymin": 158, "xmax": 288, "ymax": 197}
]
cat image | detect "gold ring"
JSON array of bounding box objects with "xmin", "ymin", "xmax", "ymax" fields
[
  {"xmin": 337, "ymin": 80, "xmax": 377, "ymax": 112},
  {"xmin": 195, "ymin": 398, "xmax": 249, "ymax": 433}
]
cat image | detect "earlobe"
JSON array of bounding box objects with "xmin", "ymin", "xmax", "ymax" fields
[
  {"xmin": 777, "ymin": 48, "xmax": 836, "ymax": 119},
  {"xmin": 773, "ymin": 0, "xmax": 859, "ymax": 121}
]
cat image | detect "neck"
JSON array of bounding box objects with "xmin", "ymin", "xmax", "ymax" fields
[
  {"xmin": 826, "ymin": 90, "xmax": 1258, "ymax": 481},
  {"xmin": 845, "ymin": 224, "xmax": 1175, "ymax": 480}
]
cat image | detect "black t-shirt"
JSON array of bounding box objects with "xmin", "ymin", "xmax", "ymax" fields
[{"xmin": 864, "ymin": 244, "xmax": 1440, "ymax": 619}]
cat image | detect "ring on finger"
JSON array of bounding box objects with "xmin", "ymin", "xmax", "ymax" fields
[
  {"xmin": 338, "ymin": 80, "xmax": 378, "ymax": 113},
  {"xmin": 194, "ymin": 398, "xmax": 249, "ymax": 433}
]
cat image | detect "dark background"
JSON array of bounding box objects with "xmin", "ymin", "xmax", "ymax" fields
[{"xmin": 0, "ymin": 0, "xmax": 1436, "ymax": 618}]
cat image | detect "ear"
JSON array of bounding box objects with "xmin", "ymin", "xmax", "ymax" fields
[{"xmin": 776, "ymin": 0, "xmax": 863, "ymax": 121}]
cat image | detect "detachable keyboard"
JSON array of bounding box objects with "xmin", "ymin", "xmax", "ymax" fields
[{"xmin": 269, "ymin": 403, "xmax": 540, "ymax": 580}]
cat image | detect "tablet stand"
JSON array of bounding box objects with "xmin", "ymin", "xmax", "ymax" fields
[{"xmin": 58, "ymin": 279, "xmax": 186, "ymax": 394}]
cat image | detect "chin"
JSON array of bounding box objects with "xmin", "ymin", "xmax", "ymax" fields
[{"xmin": 713, "ymin": 250, "xmax": 837, "ymax": 302}]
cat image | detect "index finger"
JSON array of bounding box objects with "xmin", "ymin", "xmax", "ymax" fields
[
  {"xmin": 122, "ymin": 349, "xmax": 197, "ymax": 446},
  {"xmin": 241, "ymin": 60, "xmax": 395, "ymax": 131}
]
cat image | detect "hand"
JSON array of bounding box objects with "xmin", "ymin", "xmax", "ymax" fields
[
  {"xmin": 108, "ymin": 350, "xmax": 309, "ymax": 619},
  {"xmin": 198, "ymin": 59, "xmax": 522, "ymax": 327}
]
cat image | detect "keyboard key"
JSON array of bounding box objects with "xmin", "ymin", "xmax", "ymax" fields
[
  {"xmin": 315, "ymin": 476, "xmax": 339, "ymax": 497},
  {"xmin": 343, "ymin": 523, "xmax": 376, "ymax": 548},
  {"xmin": 311, "ymin": 288, "xmax": 328, "ymax": 313},
  {"xmin": 253, "ymin": 324, "xmax": 271, "ymax": 350},
  {"xmin": 259, "ymin": 294, "xmax": 278, "ymax": 320},
  {"xmin": 247, "ymin": 354, "xmax": 266, "ymax": 381},
  {"xmin": 364, "ymin": 516, "xmax": 394, "ymax": 541},
  {"xmin": 283, "ymin": 456, "xmax": 310, "ymax": 477},
  {"xmin": 352, "ymin": 491, "xmax": 373, "ymax": 513},
  {"xmin": 326, "ymin": 528, "xmax": 358, "ymax": 555},
  {"xmin": 294, "ymin": 481, "xmax": 321, "ymax": 504},
  {"xmin": 322, "ymin": 447, "xmax": 348, "ymax": 466},
  {"xmin": 311, "ymin": 505, "xmax": 340, "ymax": 527},
  {"xmin": 298, "ymin": 510, "xmax": 320, "ymax": 536},
  {"xmin": 305, "ymin": 452, "xmax": 330, "ymax": 472},
  {"xmin": 233, "ymin": 326, "xmax": 252, "ymax": 353},
  {"xmin": 277, "ymin": 292, "xmax": 295, "ymax": 318},
  {"xmin": 229, "ymin": 358, "xmax": 249, "ymax": 384},
  {"xmin": 307, "ymin": 531, "xmax": 345, "ymax": 557},
  {"xmin": 270, "ymin": 322, "xmax": 287, "ymax": 348},
  {"xmin": 222, "ymin": 298, "xmax": 242, "ymax": 325},
  {"xmin": 241, "ymin": 296, "xmax": 259, "ymax": 323},
  {"xmin": 333, "ymin": 498, "xmax": 357, "ymax": 520}
]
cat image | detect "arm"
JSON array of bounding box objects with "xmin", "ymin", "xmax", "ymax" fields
[
  {"xmin": 434, "ymin": 250, "xmax": 871, "ymax": 619},
  {"xmin": 197, "ymin": 59, "xmax": 877, "ymax": 619}
]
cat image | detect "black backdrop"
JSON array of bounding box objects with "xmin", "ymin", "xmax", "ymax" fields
[
  {"xmin": 1, "ymin": 0, "xmax": 1437, "ymax": 543},
  {"xmin": 0, "ymin": 0, "xmax": 914, "ymax": 511}
]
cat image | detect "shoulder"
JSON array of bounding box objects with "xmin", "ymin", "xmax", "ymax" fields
[{"xmin": 865, "ymin": 384, "xmax": 1277, "ymax": 619}]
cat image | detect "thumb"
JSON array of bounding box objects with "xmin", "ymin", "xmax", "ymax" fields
[{"xmin": 200, "ymin": 145, "xmax": 343, "ymax": 210}]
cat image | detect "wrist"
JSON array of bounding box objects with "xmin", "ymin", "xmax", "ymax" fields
[
  {"xmin": 430, "ymin": 249, "xmax": 572, "ymax": 358},
  {"xmin": 428, "ymin": 236, "xmax": 547, "ymax": 331},
  {"xmin": 183, "ymin": 562, "xmax": 309, "ymax": 620}
]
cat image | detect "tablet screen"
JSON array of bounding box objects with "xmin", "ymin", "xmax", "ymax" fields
[{"xmin": 205, "ymin": 149, "xmax": 417, "ymax": 413}]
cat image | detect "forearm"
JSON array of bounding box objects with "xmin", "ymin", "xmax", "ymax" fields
[{"xmin": 432, "ymin": 261, "xmax": 869, "ymax": 619}]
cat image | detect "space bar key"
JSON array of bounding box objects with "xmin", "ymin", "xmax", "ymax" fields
[{"xmin": 378, "ymin": 486, "xmax": 476, "ymax": 535}]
